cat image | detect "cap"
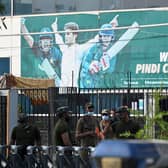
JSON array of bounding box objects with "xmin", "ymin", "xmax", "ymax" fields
[
  {"xmin": 116, "ymin": 106, "xmax": 129, "ymax": 114},
  {"xmin": 101, "ymin": 109, "xmax": 110, "ymax": 115},
  {"xmin": 56, "ymin": 106, "xmax": 72, "ymax": 116},
  {"xmin": 86, "ymin": 102, "xmax": 94, "ymax": 109},
  {"xmin": 18, "ymin": 113, "xmax": 27, "ymax": 123}
]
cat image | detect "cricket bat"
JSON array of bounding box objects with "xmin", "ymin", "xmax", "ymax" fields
[
  {"xmin": 39, "ymin": 58, "xmax": 61, "ymax": 86},
  {"xmin": 107, "ymin": 22, "xmax": 139, "ymax": 59}
]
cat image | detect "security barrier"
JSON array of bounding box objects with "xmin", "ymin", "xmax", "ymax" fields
[
  {"xmin": 0, "ymin": 145, "xmax": 95, "ymax": 168},
  {"xmin": 1, "ymin": 140, "xmax": 168, "ymax": 168}
]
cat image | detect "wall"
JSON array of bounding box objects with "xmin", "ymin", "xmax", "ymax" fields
[{"xmin": 0, "ymin": 16, "xmax": 20, "ymax": 76}]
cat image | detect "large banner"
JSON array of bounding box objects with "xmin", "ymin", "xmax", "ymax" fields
[{"xmin": 21, "ymin": 10, "xmax": 168, "ymax": 88}]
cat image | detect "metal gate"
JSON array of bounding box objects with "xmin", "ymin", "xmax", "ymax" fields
[
  {"xmin": 16, "ymin": 87, "xmax": 168, "ymax": 145},
  {"xmin": 0, "ymin": 90, "xmax": 8, "ymax": 145},
  {"xmin": 18, "ymin": 87, "xmax": 143, "ymax": 145}
]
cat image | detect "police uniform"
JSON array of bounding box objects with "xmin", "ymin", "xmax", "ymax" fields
[
  {"xmin": 115, "ymin": 107, "xmax": 140, "ymax": 139},
  {"xmin": 76, "ymin": 113, "xmax": 100, "ymax": 168},
  {"xmin": 53, "ymin": 106, "xmax": 74, "ymax": 168},
  {"xmin": 76, "ymin": 116, "xmax": 100, "ymax": 147},
  {"xmin": 10, "ymin": 115, "xmax": 41, "ymax": 159},
  {"xmin": 115, "ymin": 119, "xmax": 140, "ymax": 139},
  {"xmin": 11, "ymin": 123, "xmax": 41, "ymax": 145},
  {"xmin": 54, "ymin": 117, "xmax": 72, "ymax": 146}
]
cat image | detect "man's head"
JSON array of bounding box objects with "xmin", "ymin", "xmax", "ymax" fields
[
  {"xmin": 64, "ymin": 22, "xmax": 79, "ymax": 46},
  {"xmin": 101, "ymin": 109, "xmax": 110, "ymax": 121},
  {"xmin": 56, "ymin": 106, "xmax": 72, "ymax": 121},
  {"xmin": 38, "ymin": 27, "xmax": 53, "ymax": 53},
  {"xmin": 84, "ymin": 102, "xmax": 95, "ymax": 116},
  {"xmin": 18, "ymin": 113, "xmax": 28, "ymax": 123},
  {"xmin": 116, "ymin": 106, "xmax": 129, "ymax": 121},
  {"xmin": 110, "ymin": 108, "xmax": 116, "ymax": 117},
  {"xmin": 99, "ymin": 23, "xmax": 115, "ymax": 49},
  {"xmin": 85, "ymin": 102, "xmax": 94, "ymax": 111}
]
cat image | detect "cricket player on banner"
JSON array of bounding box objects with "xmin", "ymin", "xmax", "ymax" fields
[
  {"xmin": 51, "ymin": 15, "xmax": 119, "ymax": 87},
  {"xmin": 79, "ymin": 18, "xmax": 139, "ymax": 88},
  {"xmin": 21, "ymin": 18, "xmax": 62, "ymax": 86}
]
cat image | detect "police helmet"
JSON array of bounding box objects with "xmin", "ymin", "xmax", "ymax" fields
[{"xmin": 56, "ymin": 106, "xmax": 72, "ymax": 117}]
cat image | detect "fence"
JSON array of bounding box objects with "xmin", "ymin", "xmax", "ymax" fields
[
  {"xmin": 0, "ymin": 95, "xmax": 7, "ymax": 145},
  {"xmin": 1, "ymin": 87, "xmax": 168, "ymax": 145}
]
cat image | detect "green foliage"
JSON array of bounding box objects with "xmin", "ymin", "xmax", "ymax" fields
[
  {"xmin": 135, "ymin": 89, "xmax": 168, "ymax": 140},
  {"xmin": 135, "ymin": 117, "xmax": 154, "ymax": 139},
  {"xmin": 154, "ymin": 111, "xmax": 168, "ymax": 140}
]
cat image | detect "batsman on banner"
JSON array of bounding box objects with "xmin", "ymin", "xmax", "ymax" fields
[
  {"xmin": 51, "ymin": 15, "xmax": 119, "ymax": 87},
  {"xmin": 79, "ymin": 21, "xmax": 139, "ymax": 88},
  {"xmin": 21, "ymin": 18, "xmax": 62, "ymax": 85}
]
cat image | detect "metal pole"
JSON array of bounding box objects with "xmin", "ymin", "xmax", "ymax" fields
[
  {"xmin": 127, "ymin": 71, "xmax": 131, "ymax": 107},
  {"xmin": 129, "ymin": 71, "xmax": 131, "ymax": 88},
  {"xmin": 72, "ymin": 70, "xmax": 74, "ymax": 87},
  {"xmin": 11, "ymin": 0, "xmax": 13, "ymax": 16}
]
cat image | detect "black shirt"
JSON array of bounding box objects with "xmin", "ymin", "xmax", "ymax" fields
[
  {"xmin": 11, "ymin": 123, "xmax": 41, "ymax": 145},
  {"xmin": 115, "ymin": 119, "xmax": 140, "ymax": 139}
]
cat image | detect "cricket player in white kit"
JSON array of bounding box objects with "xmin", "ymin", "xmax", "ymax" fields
[{"xmin": 51, "ymin": 15, "xmax": 119, "ymax": 87}]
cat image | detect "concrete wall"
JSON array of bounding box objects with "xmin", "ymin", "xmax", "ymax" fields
[
  {"xmin": 0, "ymin": 16, "xmax": 20, "ymax": 76},
  {"xmin": 31, "ymin": 0, "xmax": 168, "ymax": 13}
]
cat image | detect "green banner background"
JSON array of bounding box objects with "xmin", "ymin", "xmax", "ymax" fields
[{"xmin": 21, "ymin": 10, "xmax": 168, "ymax": 88}]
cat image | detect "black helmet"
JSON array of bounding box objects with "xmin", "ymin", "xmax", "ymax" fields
[{"xmin": 56, "ymin": 106, "xmax": 72, "ymax": 117}]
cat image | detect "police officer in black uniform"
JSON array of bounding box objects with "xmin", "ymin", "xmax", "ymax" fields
[
  {"xmin": 115, "ymin": 106, "xmax": 140, "ymax": 139},
  {"xmin": 10, "ymin": 113, "xmax": 41, "ymax": 159}
]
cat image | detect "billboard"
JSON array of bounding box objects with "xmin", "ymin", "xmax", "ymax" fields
[{"xmin": 21, "ymin": 10, "xmax": 168, "ymax": 88}]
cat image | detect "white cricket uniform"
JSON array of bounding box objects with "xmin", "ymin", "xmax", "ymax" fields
[
  {"xmin": 60, "ymin": 44, "xmax": 82, "ymax": 87},
  {"xmin": 56, "ymin": 33, "xmax": 98, "ymax": 87}
]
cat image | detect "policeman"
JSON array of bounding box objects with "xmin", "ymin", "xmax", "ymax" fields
[
  {"xmin": 53, "ymin": 106, "xmax": 74, "ymax": 168},
  {"xmin": 10, "ymin": 113, "xmax": 41, "ymax": 159},
  {"xmin": 75, "ymin": 103, "xmax": 100, "ymax": 168},
  {"xmin": 53, "ymin": 106, "xmax": 72, "ymax": 146},
  {"xmin": 115, "ymin": 106, "xmax": 140, "ymax": 139}
]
